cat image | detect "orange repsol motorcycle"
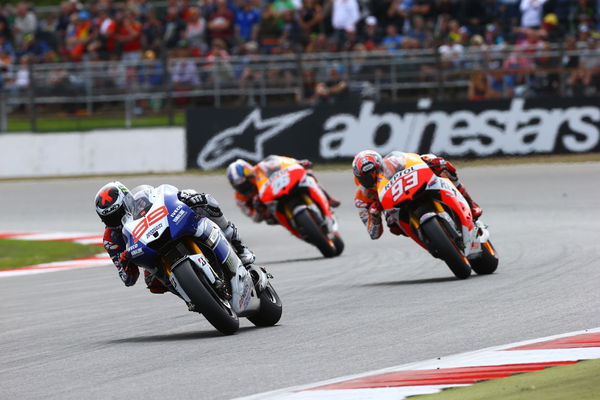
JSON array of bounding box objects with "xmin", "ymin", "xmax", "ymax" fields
[
  {"xmin": 255, "ymin": 156, "xmax": 344, "ymax": 258},
  {"xmin": 378, "ymin": 152, "xmax": 498, "ymax": 279}
]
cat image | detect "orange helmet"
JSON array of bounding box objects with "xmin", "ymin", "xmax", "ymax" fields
[{"xmin": 352, "ymin": 150, "xmax": 383, "ymax": 188}]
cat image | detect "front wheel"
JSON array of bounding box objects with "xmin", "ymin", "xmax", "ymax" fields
[
  {"xmin": 172, "ymin": 260, "xmax": 239, "ymax": 335},
  {"xmin": 471, "ymin": 240, "xmax": 499, "ymax": 275},
  {"xmin": 332, "ymin": 233, "xmax": 344, "ymax": 256},
  {"xmin": 294, "ymin": 209, "xmax": 337, "ymax": 258},
  {"xmin": 421, "ymin": 218, "xmax": 471, "ymax": 279},
  {"xmin": 247, "ymin": 283, "xmax": 283, "ymax": 327}
]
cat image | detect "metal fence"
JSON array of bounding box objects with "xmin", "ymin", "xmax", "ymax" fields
[{"xmin": 0, "ymin": 42, "xmax": 596, "ymax": 132}]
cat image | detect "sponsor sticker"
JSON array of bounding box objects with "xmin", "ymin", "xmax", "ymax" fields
[
  {"xmin": 146, "ymin": 223, "xmax": 163, "ymax": 238},
  {"xmin": 170, "ymin": 205, "xmax": 183, "ymax": 218},
  {"xmin": 173, "ymin": 210, "xmax": 187, "ymax": 224}
]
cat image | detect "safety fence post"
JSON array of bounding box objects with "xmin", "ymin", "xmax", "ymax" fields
[
  {"xmin": 0, "ymin": 85, "xmax": 6, "ymax": 132},
  {"xmin": 27, "ymin": 61, "xmax": 37, "ymax": 132},
  {"xmin": 161, "ymin": 49, "xmax": 174, "ymax": 126}
]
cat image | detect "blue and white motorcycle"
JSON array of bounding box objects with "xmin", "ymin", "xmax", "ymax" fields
[{"xmin": 121, "ymin": 184, "xmax": 282, "ymax": 335}]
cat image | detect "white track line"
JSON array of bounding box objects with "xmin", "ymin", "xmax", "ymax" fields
[{"xmin": 234, "ymin": 328, "xmax": 600, "ymax": 400}]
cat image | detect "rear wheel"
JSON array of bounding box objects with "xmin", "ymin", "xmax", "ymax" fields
[
  {"xmin": 172, "ymin": 260, "xmax": 239, "ymax": 335},
  {"xmin": 471, "ymin": 240, "xmax": 499, "ymax": 275},
  {"xmin": 421, "ymin": 218, "xmax": 471, "ymax": 279},
  {"xmin": 294, "ymin": 208, "xmax": 337, "ymax": 258},
  {"xmin": 247, "ymin": 283, "xmax": 283, "ymax": 327}
]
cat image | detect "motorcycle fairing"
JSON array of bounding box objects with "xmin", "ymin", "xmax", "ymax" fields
[
  {"xmin": 375, "ymin": 152, "xmax": 483, "ymax": 258},
  {"xmin": 377, "ymin": 155, "xmax": 432, "ymax": 210},
  {"xmin": 256, "ymin": 157, "xmax": 336, "ymax": 240},
  {"xmin": 122, "ymin": 185, "xmax": 260, "ymax": 317},
  {"xmin": 122, "ymin": 185, "xmax": 199, "ymax": 268},
  {"xmin": 258, "ymin": 164, "xmax": 306, "ymax": 203},
  {"xmin": 424, "ymin": 175, "xmax": 481, "ymax": 256}
]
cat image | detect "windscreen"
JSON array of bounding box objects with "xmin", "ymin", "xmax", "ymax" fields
[
  {"xmin": 124, "ymin": 185, "xmax": 155, "ymax": 219},
  {"xmin": 382, "ymin": 151, "xmax": 408, "ymax": 179},
  {"xmin": 257, "ymin": 155, "xmax": 283, "ymax": 178}
]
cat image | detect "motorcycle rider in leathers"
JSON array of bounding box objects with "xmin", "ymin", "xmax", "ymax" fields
[
  {"xmin": 226, "ymin": 156, "xmax": 340, "ymax": 224},
  {"xmin": 352, "ymin": 150, "xmax": 483, "ymax": 240},
  {"xmin": 94, "ymin": 181, "xmax": 256, "ymax": 293}
]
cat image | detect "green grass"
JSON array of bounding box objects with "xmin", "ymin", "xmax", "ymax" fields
[
  {"xmin": 7, "ymin": 113, "xmax": 185, "ymax": 133},
  {"xmin": 414, "ymin": 358, "xmax": 600, "ymax": 400},
  {"xmin": 0, "ymin": 239, "xmax": 103, "ymax": 270}
]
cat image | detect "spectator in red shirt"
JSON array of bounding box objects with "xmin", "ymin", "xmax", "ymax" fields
[
  {"xmin": 208, "ymin": 0, "xmax": 235, "ymax": 47},
  {"xmin": 117, "ymin": 9, "xmax": 142, "ymax": 62}
]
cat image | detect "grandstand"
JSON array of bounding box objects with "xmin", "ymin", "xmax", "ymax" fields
[{"xmin": 0, "ymin": 0, "xmax": 599, "ymax": 131}]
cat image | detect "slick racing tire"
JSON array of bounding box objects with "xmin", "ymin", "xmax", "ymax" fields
[
  {"xmin": 332, "ymin": 233, "xmax": 345, "ymax": 256},
  {"xmin": 470, "ymin": 240, "xmax": 499, "ymax": 275},
  {"xmin": 295, "ymin": 208, "xmax": 337, "ymax": 258},
  {"xmin": 247, "ymin": 283, "xmax": 283, "ymax": 327},
  {"xmin": 172, "ymin": 260, "xmax": 239, "ymax": 335},
  {"xmin": 422, "ymin": 217, "xmax": 471, "ymax": 279}
]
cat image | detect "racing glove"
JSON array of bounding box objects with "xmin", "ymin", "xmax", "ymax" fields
[
  {"xmin": 178, "ymin": 190, "xmax": 207, "ymax": 207},
  {"xmin": 367, "ymin": 202, "xmax": 384, "ymax": 239},
  {"xmin": 117, "ymin": 251, "xmax": 139, "ymax": 287},
  {"xmin": 251, "ymin": 196, "xmax": 268, "ymax": 222},
  {"xmin": 385, "ymin": 211, "xmax": 406, "ymax": 236},
  {"xmin": 179, "ymin": 191, "xmax": 223, "ymax": 218},
  {"xmin": 369, "ymin": 201, "xmax": 382, "ymax": 216},
  {"xmin": 422, "ymin": 155, "xmax": 458, "ymax": 181},
  {"xmin": 298, "ymin": 159, "xmax": 313, "ymax": 170}
]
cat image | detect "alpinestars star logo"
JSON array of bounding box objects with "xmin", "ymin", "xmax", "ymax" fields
[{"xmin": 197, "ymin": 108, "xmax": 313, "ymax": 169}]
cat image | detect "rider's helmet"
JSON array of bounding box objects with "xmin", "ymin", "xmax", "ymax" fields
[
  {"xmin": 226, "ymin": 159, "xmax": 256, "ymax": 196},
  {"xmin": 94, "ymin": 181, "xmax": 129, "ymax": 227},
  {"xmin": 352, "ymin": 150, "xmax": 383, "ymax": 188}
]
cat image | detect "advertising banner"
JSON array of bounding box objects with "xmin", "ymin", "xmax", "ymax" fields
[{"xmin": 186, "ymin": 98, "xmax": 600, "ymax": 169}]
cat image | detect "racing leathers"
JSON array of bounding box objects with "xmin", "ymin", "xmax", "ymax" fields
[
  {"xmin": 103, "ymin": 190, "xmax": 255, "ymax": 292},
  {"xmin": 354, "ymin": 154, "xmax": 482, "ymax": 240}
]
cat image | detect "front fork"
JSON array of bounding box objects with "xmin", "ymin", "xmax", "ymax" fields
[
  {"xmin": 163, "ymin": 219, "xmax": 262, "ymax": 315},
  {"xmin": 393, "ymin": 199, "xmax": 451, "ymax": 250}
]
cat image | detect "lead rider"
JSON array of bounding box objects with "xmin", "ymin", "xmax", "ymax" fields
[{"xmin": 94, "ymin": 181, "xmax": 256, "ymax": 292}]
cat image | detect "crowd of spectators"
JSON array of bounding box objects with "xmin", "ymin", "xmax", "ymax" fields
[{"xmin": 1, "ymin": 0, "xmax": 600, "ymax": 104}]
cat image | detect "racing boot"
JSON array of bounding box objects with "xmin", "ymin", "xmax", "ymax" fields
[
  {"xmin": 456, "ymin": 184, "xmax": 482, "ymax": 220},
  {"xmin": 224, "ymin": 222, "xmax": 256, "ymax": 267},
  {"xmin": 307, "ymin": 171, "xmax": 340, "ymax": 208},
  {"xmin": 320, "ymin": 186, "xmax": 341, "ymax": 208},
  {"xmin": 144, "ymin": 270, "xmax": 168, "ymax": 294},
  {"xmin": 385, "ymin": 211, "xmax": 405, "ymax": 236}
]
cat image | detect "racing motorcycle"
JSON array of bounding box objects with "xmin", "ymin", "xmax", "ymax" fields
[
  {"xmin": 255, "ymin": 155, "xmax": 344, "ymax": 258},
  {"xmin": 121, "ymin": 184, "xmax": 282, "ymax": 335},
  {"xmin": 377, "ymin": 152, "xmax": 498, "ymax": 279}
]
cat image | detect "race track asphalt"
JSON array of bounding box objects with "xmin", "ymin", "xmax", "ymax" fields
[{"xmin": 1, "ymin": 162, "xmax": 599, "ymax": 399}]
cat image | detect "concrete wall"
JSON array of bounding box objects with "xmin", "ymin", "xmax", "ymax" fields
[{"xmin": 0, "ymin": 127, "xmax": 185, "ymax": 178}]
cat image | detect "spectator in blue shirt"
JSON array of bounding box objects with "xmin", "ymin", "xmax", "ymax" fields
[
  {"xmin": 235, "ymin": 0, "xmax": 261, "ymax": 43},
  {"xmin": 381, "ymin": 24, "xmax": 403, "ymax": 52}
]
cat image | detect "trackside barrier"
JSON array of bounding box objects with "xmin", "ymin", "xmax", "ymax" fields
[
  {"xmin": 0, "ymin": 127, "xmax": 185, "ymax": 178},
  {"xmin": 186, "ymin": 97, "xmax": 600, "ymax": 170}
]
